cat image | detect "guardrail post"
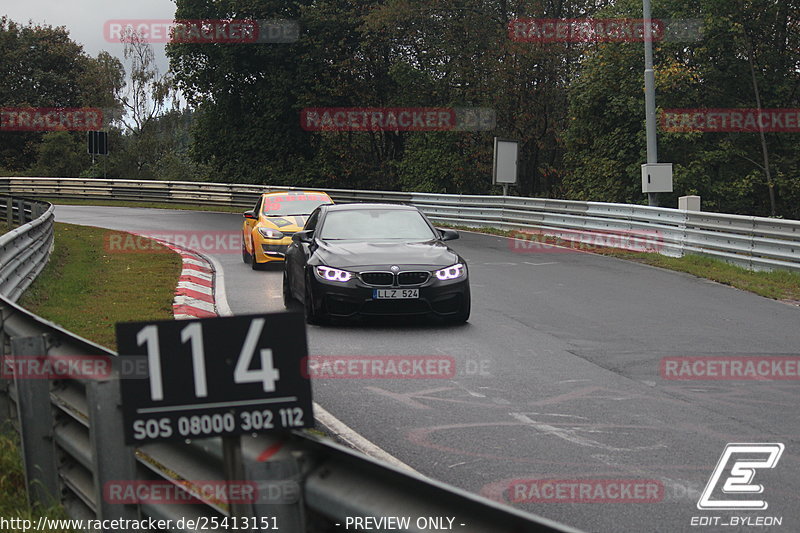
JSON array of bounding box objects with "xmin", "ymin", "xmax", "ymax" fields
[
  {"xmin": 244, "ymin": 435, "xmax": 306, "ymax": 532},
  {"xmin": 86, "ymin": 374, "xmax": 140, "ymax": 525},
  {"xmin": 10, "ymin": 335, "xmax": 61, "ymax": 508},
  {"xmin": 6, "ymin": 198, "xmax": 13, "ymax": 225},
  {"xmin": 0, "ymin": 328, "xmax": 10, "ymax": 426}
]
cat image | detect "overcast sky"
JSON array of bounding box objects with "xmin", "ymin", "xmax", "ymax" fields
[{"xmin": 2, "ymin": 0, "xmax": 177, "ymax": 75}]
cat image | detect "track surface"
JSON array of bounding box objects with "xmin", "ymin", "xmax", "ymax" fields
[{"xmin": 56, "ymin": 206, "xmax": 800, "ymax": 533}]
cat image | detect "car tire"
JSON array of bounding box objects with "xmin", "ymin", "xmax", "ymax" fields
[
  {"xmin": 304, "ymin": 276, "xmax": 328, "ymax": 325},
  {"xmin": 242, "ymin": 239, "xmax": 251, "ymax": 264},
  {"xmin": 283, "ymin": 271, "xmax": 300, "ymax": 310},
  {"xmin": 451, "ymin": 289, "xmax": 471, "ymax": 324},
  {"xmin": 250, "ymin": 239, "xmax": 264, "ymax": 270}
]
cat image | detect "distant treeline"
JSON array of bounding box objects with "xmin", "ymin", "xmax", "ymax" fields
[{"xmin": 1, "ymin": 1, "xmax": 798, "ymax": 218}]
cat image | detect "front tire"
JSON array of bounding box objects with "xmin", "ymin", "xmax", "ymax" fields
[
  {"xmin": 250, "ymin": 239, "xmax": 264, "ymax": 270},
  {"xmin": 242, "ymin": 239, "xmax": 251, "ymax": 264},
  {"xmin": 304, "ymin": 275, "xmax": 328, "ymax": 325},
  {"xmin": 283, "ymin": 270, "xmax": 300, "ymax": 310},
  {"xmin": 450, "ymin": 288, "xmax": 471, "ymax": 324}
]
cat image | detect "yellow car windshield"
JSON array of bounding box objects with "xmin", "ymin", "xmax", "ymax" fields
[{"xmin": 262, "ymin": 194, "xmax": 331, "ymax": 216}]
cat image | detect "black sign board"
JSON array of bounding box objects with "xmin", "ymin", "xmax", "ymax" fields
[
  {"xmin": 87, "ymin": 130, "xmax": 108, "ymax": 155},
  {"xmin": 117, "ymin": 313, "xmax": 313, "ymax": 444}
]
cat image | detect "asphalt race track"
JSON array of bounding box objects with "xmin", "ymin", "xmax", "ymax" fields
[{"xmin": 56, "ymin": 206, "xmax": 800, "ymax": 533}]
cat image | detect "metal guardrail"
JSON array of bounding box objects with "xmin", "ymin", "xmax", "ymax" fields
[
  {"xmin": 0, "ymin": 197, "xmax": 54, "ymax": 302},
  {"xmin": 2, "ymin": 177, "xmax": 799, "ymax": 272},
  {"xmin": 0, "ymin": 199, "xmax": 580, "ymax": 533}
]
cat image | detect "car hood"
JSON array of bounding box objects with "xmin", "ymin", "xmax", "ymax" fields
[
  {"xmin": 259, "ymin": 215, "xmax": 308, "ymax": 231},
  {"xmin": 315, "ymin": 240, "xmax": 459, "ymax": 269}
]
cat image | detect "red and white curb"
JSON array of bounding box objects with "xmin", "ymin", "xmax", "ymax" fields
[{"xmin": 154, "ymin": 240, "xmax": 217, "ymax": 320}]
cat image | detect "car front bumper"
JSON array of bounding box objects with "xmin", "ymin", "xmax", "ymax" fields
[{"xmin": 308, "ymin": 276, "xmax": 470, "ymax": 319}]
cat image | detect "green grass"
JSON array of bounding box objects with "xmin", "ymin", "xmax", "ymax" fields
[
  {"xmin": 442, "ymin": 224, "xmax": 800, "ymax": 304},
  {"xmin": 0, "ymin": 429, "xmax": 76, "ymax": 532},
  {"xmin": 594, "ymin": 248, "xmax": 800, "ymax": 302},
  {"xmin": 43, "ymin": 198, "xmax": 245, "ymax": 213},
  {"xmin": 18, "ymin": 223, "xmax": 182, "ymax": 350}
]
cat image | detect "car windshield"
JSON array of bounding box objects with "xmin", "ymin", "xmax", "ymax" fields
[
  {"xmin": 262, "ymin": 194, "xmax": 331, "ymax": 216},
  {"xmin": 319, "ymin": 209, "xmax": 437, "ymax": 241}
]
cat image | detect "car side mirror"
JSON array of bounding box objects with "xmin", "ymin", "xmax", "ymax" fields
[
  {"xmin": 292, "ymin": 230, "xmax": 314, "ymax": 243},
  {"xmin": 440, "ymin": 229, "xmax": 459, "ymax": 241},
  {"xmin": 243, "ymin": 210, "xmax": 257, "ymax": 219}
]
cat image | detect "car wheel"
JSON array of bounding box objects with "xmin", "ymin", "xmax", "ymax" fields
[
  {"xmin": 304, "ymin": 276, "xmax": 328, "ymax": 325},
  {"xmin": 283, "ymin": 271, "xmax": 300, "ymax": 310},
  {"xmin": 250, "ymin": 239, "xmax": 264, "ymax": 270},
  {"xmin": 241, "ymin": 239, "xmax": 251, "ymax": 264},
  {"xmin": 451, "ymin": 289, "xmax": 471, "ymax": 324}
]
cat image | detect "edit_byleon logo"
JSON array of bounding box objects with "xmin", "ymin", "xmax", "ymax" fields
[{"xmin": 697, "ymin": 443, "xmax": 784, "ymax": 511}]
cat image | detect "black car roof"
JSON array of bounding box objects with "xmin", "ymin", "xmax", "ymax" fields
[{"xmin": 322, "ymin": 203, "xmax": 418, "ymax": 212}]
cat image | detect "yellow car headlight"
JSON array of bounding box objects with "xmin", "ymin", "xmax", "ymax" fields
[{"xmin": 257, "ymin": 228, "xmax": 285, "ymax": 239}]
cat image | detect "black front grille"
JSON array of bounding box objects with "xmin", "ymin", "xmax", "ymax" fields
[
  {"xmin": 361, "ymin": 299, "xmax": 430, "ymax": 315},
  {"xmin": 262, "ymin": 244, "xmax": 288, "ymax": 255},
  {"xmin": 360, "ymin": 272, "xmax": 394, "ymax": 286},
  {"xmin": 398, "ymin": 271, "xmax": 430, "ymax": 286}
]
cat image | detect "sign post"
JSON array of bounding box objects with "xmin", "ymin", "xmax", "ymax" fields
[
  {"xmin": 116, "ymin": 312, "xmax": 312, "ymax": 521},
  {"xmin": 492, "ymin": 137, "xmax": 519, "ymax": 196}
]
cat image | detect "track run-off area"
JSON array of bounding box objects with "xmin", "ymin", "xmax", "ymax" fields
[{"xmin": 56, "ymin": 205, "xmax": 800, "ymax": 533}]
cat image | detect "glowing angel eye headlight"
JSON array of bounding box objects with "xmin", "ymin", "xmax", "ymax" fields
[
  {"xmin": 315, "ymin": 266, "xmax": 353, "ymax": 282},
  {"xmin": 434, "ymin": 263, "xmax": 465, "ymax": 281},
  {"xmin": 258, "ymin": 227, "xmax": 284, "ymax": 239}
]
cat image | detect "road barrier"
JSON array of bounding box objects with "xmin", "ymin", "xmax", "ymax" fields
[
  {"xmin": 0, "ymin": 196, "xmax": 580, "ymax": 533},
  {"xmin": 2, "ymin": 177, "xmax": 799, "ymax": 272},
  {"xmin": 0, "ymin": 197, "xmax": 54, "ymax": 302}
]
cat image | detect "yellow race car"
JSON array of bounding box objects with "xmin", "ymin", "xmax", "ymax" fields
[{"xmin": 242, "ymin": 191, "xmax": 333, "ymax": 269}]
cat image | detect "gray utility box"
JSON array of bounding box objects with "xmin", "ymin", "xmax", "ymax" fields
[
  {"xmin": 679, "ymin": 195, "xmax": 701, "ymax": 211},
  {"xmin": 642, "ymin": 163, "xmax": 673, "ymax": 193}
]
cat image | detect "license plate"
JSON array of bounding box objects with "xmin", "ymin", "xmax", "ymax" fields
[{"xmin": 373, "ymin": 289, "xmax": 419, "ymax": 299}]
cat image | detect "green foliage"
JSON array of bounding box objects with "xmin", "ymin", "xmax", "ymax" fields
[
  {"xmin": 563, "ymin": 0, "xmax": 800, "ymax": 217},
  {"xmin": 31, "ymin": 132, "xmax": 86, "ymax": 177},
  {"xmin": 2, "ymin": 1, "xmax": 799, "ymax": 218}
]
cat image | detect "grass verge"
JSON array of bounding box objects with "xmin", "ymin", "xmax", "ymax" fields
[
  {"xmin": 18, "ymin": 222, "xmax": 182, "ymax": 350},
  {"xmin": 0, "ymin": 430, "xmax": 75, "ymax": 532},
  {"xmin": 442, "ymin": 224, "xmax": 800, "ymax": 304},
  {"xmin": 3, "ymin": 224, "xmax": 179, "ymax": 527}
]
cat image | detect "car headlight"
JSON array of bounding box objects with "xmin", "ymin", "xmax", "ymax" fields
[
  {"xmin": 315, "ymin": 266, "xmax": 353, "ymax": 282},
  {"xmin": 434, "ymin": 263, "xmax": 465, "ymax": 281},
  {"xmin": 258, "ymin": 227, "xmax": 284, "ymax": 239}
]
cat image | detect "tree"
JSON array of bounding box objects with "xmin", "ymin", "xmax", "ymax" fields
[{"xmin": 0, "ymin": 17, "xmax": 123, "ymax": 172}]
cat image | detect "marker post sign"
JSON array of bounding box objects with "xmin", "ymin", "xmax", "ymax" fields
[
  {"xmin": 117, "ymin": 312, "xmax": 313, "ymax": 445},
  {"xmin": 117, "ymin": 312, "xmax": 312, "ymax": 519}
]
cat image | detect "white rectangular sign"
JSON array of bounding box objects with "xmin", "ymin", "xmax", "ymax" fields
[{"xmin": 493, "ymin": 138, "xmax": 519, "ymax": 185}]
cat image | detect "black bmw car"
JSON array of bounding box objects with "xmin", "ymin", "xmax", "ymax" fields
[{"xmin": 283, "ymin": 203, "xmax": 470, "ymax": 324}]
